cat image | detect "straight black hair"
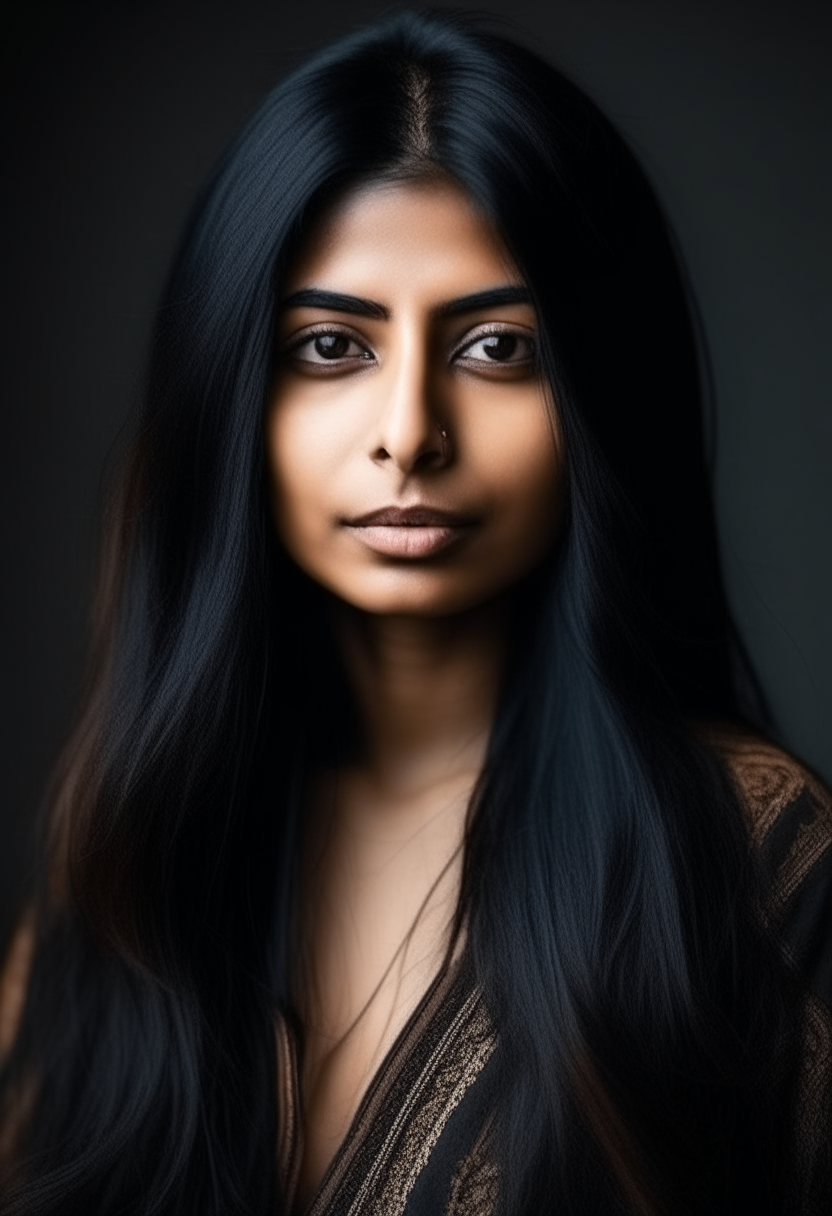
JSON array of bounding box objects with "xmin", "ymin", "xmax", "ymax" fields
[{"xmin": 1, "ymin": 10, "xmax": 821, "ymax": 1214}]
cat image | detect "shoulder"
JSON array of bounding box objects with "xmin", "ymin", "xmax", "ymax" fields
[
  {"xmin": 700, "ymin": 723, "xmax": 832, "ymax": 1002},
  {"xmin": 702, "ymin": 724, "xmax": 832, "ymax": 854}
]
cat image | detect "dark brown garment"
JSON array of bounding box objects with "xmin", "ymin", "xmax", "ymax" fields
[
  {"xmin": 277, "ymin": 956, "xmax": 498, "ymax": 1216},
  {"xmin": 277, "ymin": 731, "xmax": 832, "ymax": 1215}
]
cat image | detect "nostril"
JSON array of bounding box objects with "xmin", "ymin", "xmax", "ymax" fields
[{"xmin": 413, "ymin": 448, "xmax": 443, "ymax": 473}]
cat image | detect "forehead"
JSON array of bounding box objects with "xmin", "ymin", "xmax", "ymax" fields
[{"xmin": 282, "ymin": 177, "xmax": 521, "ymax": 299}]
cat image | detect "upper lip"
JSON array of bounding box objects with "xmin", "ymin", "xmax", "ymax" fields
[{"xmin": 346, "ymin": 505, "xmax": 479, "ymax": 527}]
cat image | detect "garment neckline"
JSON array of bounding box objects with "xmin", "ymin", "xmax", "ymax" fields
[{"xmin": 278, "ymin": 949, "xmax": 473, "ymax": 1215}]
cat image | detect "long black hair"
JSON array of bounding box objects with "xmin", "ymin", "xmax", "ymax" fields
[{"xmin": 0, "ymin": 10, "xmax": 817, "ymax": 1213}]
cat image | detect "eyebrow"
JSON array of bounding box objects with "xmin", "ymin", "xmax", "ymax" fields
[
  {"xmin": 279, "ymin": 289, "xmax": 389, "ymax": 319},
  {"xmin": 438, "ymin": 286, "xmax": 532, "ymax": 316},
  {"xmin": 279, "ymin": 285, "xmax": 532, "ymax": 320}
]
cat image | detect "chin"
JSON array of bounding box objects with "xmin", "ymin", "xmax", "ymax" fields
[{"xmin": 319, "ymin": 568, "xmax": 501, "ymax": 618}]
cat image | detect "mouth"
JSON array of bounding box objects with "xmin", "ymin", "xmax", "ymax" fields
[{"xmin": 343, "ymin": 504, "xmax": 480, "ymax": 559}]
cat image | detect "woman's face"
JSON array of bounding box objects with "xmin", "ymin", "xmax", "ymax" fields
[{"xmin": 266, "ymin": 176, "xmax": 564, "ymax": 617}]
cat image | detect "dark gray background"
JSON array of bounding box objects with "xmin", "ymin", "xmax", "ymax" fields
[{"xmin": 2, "ymin": 0, "xmax": 830, "ymax": 942}]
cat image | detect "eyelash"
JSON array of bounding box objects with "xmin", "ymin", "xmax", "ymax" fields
[
  {"xmin": 285, "ymin": 326, "xmax": 373, "ymax": 366},
  {"xmin": 282, "ymin": 323, "xmax": 536, "ymax": 371},
  {"xmin": 453, "ymin": 328, "xmax": 536, "ymax": 367}
]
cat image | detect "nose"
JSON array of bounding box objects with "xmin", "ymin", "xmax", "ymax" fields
[{"xmin": 370, "ymin": 326, "xmax": 449, "ymax": 475}]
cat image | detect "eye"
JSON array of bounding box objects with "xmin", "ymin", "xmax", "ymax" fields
[
  {"xmin": 453, "ymin": 329, "xmax": 536, "ymax": 368},
  {"xmin": 286, "ymin": 327, "xmax": 374, "ymax": 367}
]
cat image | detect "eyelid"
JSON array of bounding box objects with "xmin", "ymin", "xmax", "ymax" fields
[
  {"xmin": 451, "ymin": 321, "xmax": 536, "ymax": 361},
  {"xmin": 281, "ymin": 321, "xmax": 376, "ymax": 361},
  {"xmin": 282, "ymin": 318, "xmax": 374, "ymax": 347},
  {"xmin": 278, "ymin": 318, "xmax": 536, "ymax": 363}
]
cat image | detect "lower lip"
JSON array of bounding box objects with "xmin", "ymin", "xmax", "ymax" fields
[{"xmin": 347, "ymin": 524, "xmax": 474, "ymax": 558}]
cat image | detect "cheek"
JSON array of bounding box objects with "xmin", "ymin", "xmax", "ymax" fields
[
  {"xmin": 474, "ymin": 400, "xmax": 565, "ymax": 558},
  {"xmin": 264, "ymin": 398, "xmax": 341, "ymax": 555},
  {"xmin": 266, "ymin": 376, "xmax": 373, "ymax": 542},
  {"xmin": 504, "ymin": 455, "xmax": 564, "ymax": 573}
]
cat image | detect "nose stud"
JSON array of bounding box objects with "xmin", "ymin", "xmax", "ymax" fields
[{"xmin": 437, "ymin": 422, "xmax": 449, "ymax": 460}]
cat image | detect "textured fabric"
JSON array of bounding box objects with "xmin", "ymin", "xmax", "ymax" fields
[
  {"xmin": 712, "ymin": 728, "xmax": 832, "ymax": 1001},
  {"xmin": 282, "ymin": 730, "xmax": 832, "ymax": 1215},
  {"xmin": 710, "ymin": 728, "xmax": 832, "ymax": 1210},
  {"xmin": 277, "ymin": 956, "xmax": 497, "ymax": 1216}
]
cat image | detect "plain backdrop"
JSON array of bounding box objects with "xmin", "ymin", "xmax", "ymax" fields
[{"xmin": 1, "ymin": 0, "xmax": 830, "ymax": 943}]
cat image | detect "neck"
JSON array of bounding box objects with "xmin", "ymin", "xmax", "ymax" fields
[{"xmin": 329, "ymin": 596, "xmax": 510, "ymax": 797}]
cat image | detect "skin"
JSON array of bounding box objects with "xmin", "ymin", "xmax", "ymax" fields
[{"xmin": 265, "ymin": 175, "xmax": 564, "ymax": 1205}]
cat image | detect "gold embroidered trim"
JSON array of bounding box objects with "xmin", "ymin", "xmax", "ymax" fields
[
  {"xmin": 707, "ymin": 728, "xmax": 821, "ymax": 847},
  {"xmin": 279, "ymin": 957, "xmax": 497, "ymax": 1216},
  {"xmin": 705, "ymin": 726, "xmax": 832, "ymax": 904},
  {"xmin": 795, "ymin": 993, "xmax": 832, "ymax": 1198},
  {"xmin": 358, "ymin": 989, "xmax": 496, "ymax": 1215},
  {"xmin": 778, "ymin": 808, "xmax": 832, "ymax": 908},
  {"xmin": 446, "ymin": 1119, "xmax": 499, "ymax": 1216}
]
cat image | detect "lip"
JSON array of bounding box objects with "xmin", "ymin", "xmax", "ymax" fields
[{"xmin": 344, "ymin": 504, "xmax": 480, "ymax": 558}]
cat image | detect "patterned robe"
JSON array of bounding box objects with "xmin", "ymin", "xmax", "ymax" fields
[{"xmin": 276, "ymin": 730, "xmax": 832, "ymax": 1215}]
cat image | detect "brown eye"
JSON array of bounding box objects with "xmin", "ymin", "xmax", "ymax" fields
[
  {"xmin": 314, "ymin": 333, "xmax": 351, "ymax": 359},
  {"xmin": 454, "ymin": 330, "xmax": 535, "ymax": 366},
  {"xmin": 288, "ymin": 329, "xmax": 373, "ymax": 366},
  {"xmin": 481, "ymin": 334, "xmax": 518, "ymax": 361}
]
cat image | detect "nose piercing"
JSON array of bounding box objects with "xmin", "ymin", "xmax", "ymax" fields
[{"xmin": 438, "ymin": 422, "xmax": 449, "ymax": 458}]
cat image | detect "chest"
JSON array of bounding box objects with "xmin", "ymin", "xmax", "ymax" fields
[
  {"xmin": 276, "ymin": 957, "xmax": 497, "ymax": 1216},
  {"xmin": 291, "ymin": 777, "xmax": 469, "ymax": 1207}
]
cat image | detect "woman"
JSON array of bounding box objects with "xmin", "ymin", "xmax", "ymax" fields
[{"xmin": 1, "ymin": 10, "xmax": 830, "ymax": 1214}]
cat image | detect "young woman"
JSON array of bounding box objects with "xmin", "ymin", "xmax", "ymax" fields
[{"xmin": 1, "ymin": 10, "xmax": 830, "ymax": 1215}]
